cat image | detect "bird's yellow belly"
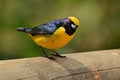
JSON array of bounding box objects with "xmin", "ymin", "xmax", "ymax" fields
[{"xmin": 31, "ymin": 27, "xmax": 75, "ymax": 49}]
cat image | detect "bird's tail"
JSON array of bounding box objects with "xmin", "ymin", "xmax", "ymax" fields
[{"xmin": 16, "ymin": 27, "xmax": 31, "ymax": 33}]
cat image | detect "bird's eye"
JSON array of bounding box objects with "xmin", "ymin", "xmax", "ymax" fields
[{"xmin": 71, "ymin": 24, "xmax": 76, "ymax": 29}]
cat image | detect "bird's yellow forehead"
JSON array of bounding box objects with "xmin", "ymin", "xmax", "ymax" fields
[{"xmin": 68, "ymin": 16, "xmax": 80, "ymax": 26}]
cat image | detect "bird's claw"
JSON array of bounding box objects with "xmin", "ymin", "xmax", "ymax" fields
[{"xmin": 52, "ymin": 53, "xmax": 66, "ymax": 58}]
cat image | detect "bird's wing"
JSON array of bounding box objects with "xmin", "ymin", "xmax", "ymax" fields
[
  {"xmin": 17, "ymin": 20, "xmax": 62, "ymax": 35},
  {"xmin": 30, "ymin": 20, "xmax": 61, "ymax": 35},
  {"xmin": 30, "ymin": 22, "xmax": 57, "ymax": 35}
]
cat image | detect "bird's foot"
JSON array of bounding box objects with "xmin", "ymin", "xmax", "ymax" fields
[
  {"xmin": 43, "ymin": 55, "xmax": 55, "ymax": 60},
  {"xmin": 52, "ymin": 53, "xmax": 66, "ymax": 58},
  {"xmin": 47, "ymin": 56, "xmax": 55, "ymax": 60},
  {"xmin": 51, "ymin": 50, "xmax": 66, "ymax": 58}
]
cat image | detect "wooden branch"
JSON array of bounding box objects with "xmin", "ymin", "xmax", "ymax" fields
[{"xmin": 0, "ymin": 49, "xmax": 120, "ymax": 80}]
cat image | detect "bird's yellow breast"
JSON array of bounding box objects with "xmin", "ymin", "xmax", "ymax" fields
[{"xmin": 31, "ymin": 27, "xmax": 75, "ymax": 49}]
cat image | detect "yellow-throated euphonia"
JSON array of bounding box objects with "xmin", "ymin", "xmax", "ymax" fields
[{"xmin": 17, "ymin": 16, "xmax": 79, "ymax": 59}]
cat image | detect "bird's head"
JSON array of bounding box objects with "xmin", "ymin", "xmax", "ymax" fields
[
  {"xmin": 61, "ymin": 16, "xmax": 80, "ymax": 35},
  {"xmin": 68, "ymin": 16, "xmax": 79, "ymax": 26}
]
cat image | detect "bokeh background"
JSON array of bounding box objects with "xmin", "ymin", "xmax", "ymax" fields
[{"xmin": 0, "ymin": 0, "xmax": 120, "ymax": 60}]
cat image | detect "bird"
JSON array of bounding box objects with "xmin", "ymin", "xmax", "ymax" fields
[{"xmin": 17, "ymin": 16, "xmax": 79, "ymax": 59}]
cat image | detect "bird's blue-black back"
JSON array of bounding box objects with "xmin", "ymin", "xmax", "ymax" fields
[{"xmin": 29, "ymin": 20, "xmax": 62, "ymax": 36}]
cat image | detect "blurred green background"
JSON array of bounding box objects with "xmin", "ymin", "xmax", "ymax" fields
[{"xmin": 0, "ymin": 0, "xmax": 120, "ymax": 60}]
